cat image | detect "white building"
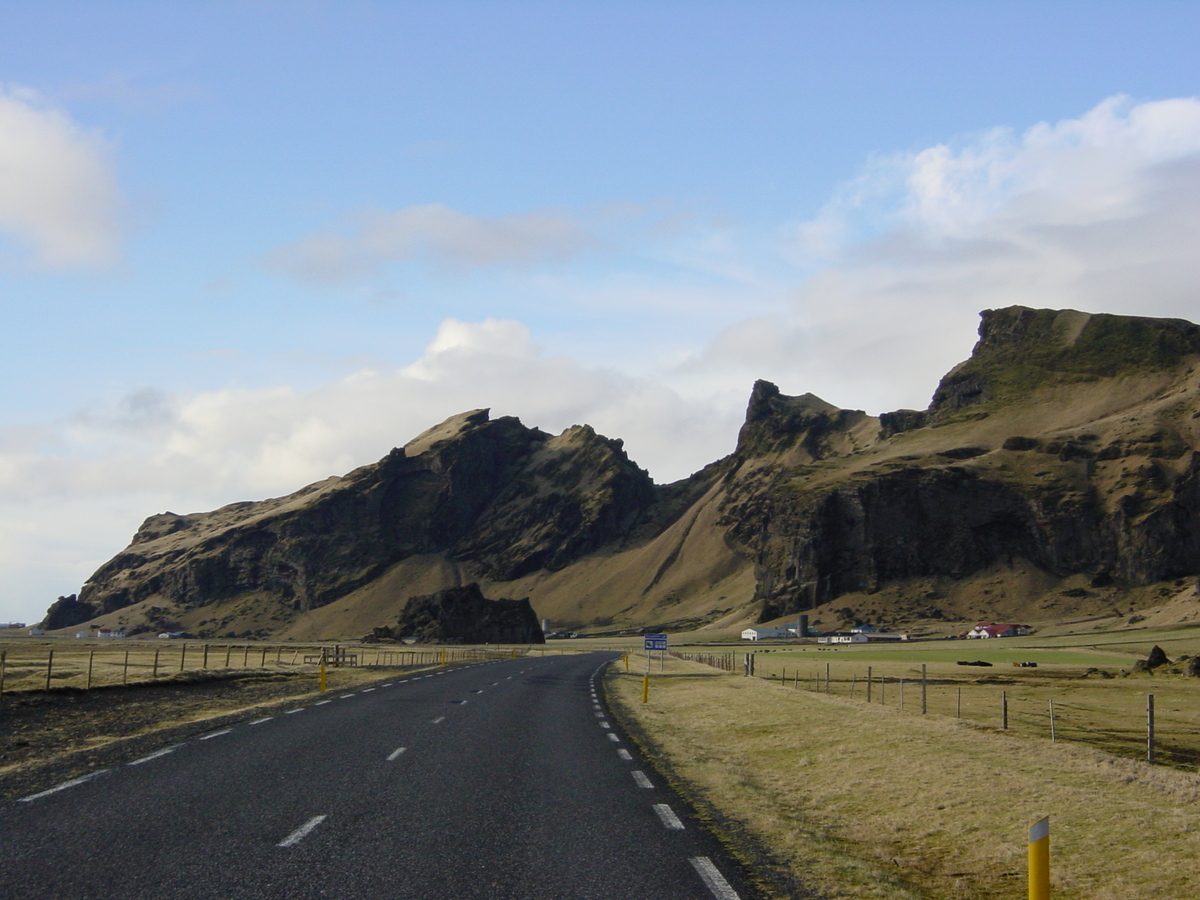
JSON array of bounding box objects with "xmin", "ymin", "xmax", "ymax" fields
[
  {"xmin": 817, "ymin": 631, "xmax": 909, "ymax": 644},
  {"xmin": 741, "ymin": 627, "xmax": 794, "ymax": 641}
]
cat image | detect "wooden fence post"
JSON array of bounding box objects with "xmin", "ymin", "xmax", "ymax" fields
[
  {"xmin": 152, "ymin": 648, "xmax": 160, "ymax": 680},
  {"xmin": 1002, "ymin": 690, "xmax": 1008, "ymax": 730},
  {"xmin": 45, "ymin": 650, "xmax": 54, "ymax": 690},
  {"xmin": 1049, "ymin": 699, "xmax": 1056, "ymax": 742},
  {"xmin": 224, "ymin": 645, "xmax": 232, "ymax": 667},
  {"xmin": 921, "ymin": 664, "xmax": 927, "ymax": 715},
  {"xmin": 87, "ymin": 649, "xmax": 95, "ymax": 689},
  {"xmin": 180, "ymin": 643, "xmax": 187, "ymax": 673},
  {"xmin": 1, "ymin": 650, "xmax": 7, "ymax": 696},
  {"xmin": 957, "ymin": 687, "xmax": 962, "ymax": 718},
  {"xmin": 1147, "ymin": 693, "xmax": 1155, "ymax": 764},
  {"xmin": 123, "ymin": 649, "xmax": 130, "ymax": 683},
  {"xmin": 825, "ymin": 662, "xmax": 830, "ymax": 693}
]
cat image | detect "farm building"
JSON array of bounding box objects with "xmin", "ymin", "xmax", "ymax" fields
[
  {"xmin": 817, "ymin": 631, "xmax": 910, "ymax": 644},
  {"xmin": 967, "ymin": 622, "xmax": 1032, "ymax": 639},
  {"xmin": 741, "ymin": 627, "xmax": 795, "ymax": 641}
]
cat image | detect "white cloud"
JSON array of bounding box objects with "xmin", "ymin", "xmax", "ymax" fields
[
  {"xmin": 267, "ymin": 202, "xmax": 595, "ymax": 282},
  {"xmin": 0, "ymin": 85, "xmax": 122, "ymax": 267},
  {"xmin": 694, "ymin": 95, "xmax": 1200, "ymax": 414}
]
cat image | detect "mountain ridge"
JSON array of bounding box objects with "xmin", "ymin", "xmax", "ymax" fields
[{"xmin": 44, "ymin": 305, "xmax": 1200, "ymax": 639}]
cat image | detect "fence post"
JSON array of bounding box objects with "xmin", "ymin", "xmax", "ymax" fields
[
  {"xmin": 881, "ymin": 676, "xmax": 886, "ymax": 705},
  {"xmin": 224, "ymin": 645, "xmax": 232, "ymax": 667},
  {"xmin": 957, "ymin": 687, "xmax": 962, "ymax": 718},
  {"xmin": 123, "ymin": 649, "xmax": 129, "ymax": 683},
  {"xmin": 203, "ymin": 643, "xmax": 209, "ymax": 669},
  {"xmin": 261, "ymin": 647, "xmax": 268, "ymax": 667},
  {"xmin": 180, "ymin": 643, "xmax": 187, "ymax": 673},
  {"xmin": 867, "ymin": 667, "xmax": 872, "ymax": 703},
  {"xmin": 0, "ymin": 650, "xmax": 5, "ymax": 695},
  {"xmin": 1028, "ymin": 816, "xmax": 1050, "ymax": 900},
  {"xmin": 87, "ymin": 649, "xmax": 95, "ymax": 689},
  {"xmin": 825, "ymin": 662, "xmax": 830, "ymax": 693},
  {"xmin": 1147, "ymin": 693, "xmax": 1155, "ymax": 764},
  {"xmin": 850, "ymin": 673, "xmax": 856, "ymax": 698},
  {"xmin": 921, "ymin": 664, "xmax": 927, "ymax": 715},
  {"xmin": 900, "ymin": 679, "xmax": 905, "ymax": 709},
  {"xmin": 1049, "ymin": 699, "xmax": 1056, "ymax": 742},
  {"xmin": 242, "ymin": 645, "xmax": 250, "ymax": 667},
  {"xmin": 45, "ymin": 650, "xmax": 54, "ymax": 690},
  {"xmin": 1002, "ymin": 690, "xmax": 1008, "ymax": 730},
  {"xmin": 152, "ymin": 648, "xmax": 160, "ymax": 680}
]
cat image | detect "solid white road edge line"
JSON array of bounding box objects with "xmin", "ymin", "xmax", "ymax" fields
[
  {"xmin": 386, "ymin": 747, "xmax": 407, "ymax": 761},
  {"xmin": 653, "ymin": 803, "xmax": 685, "ymax": 830},
  {"xmin": 200, "ymin": 729, "xmax": 232, "ymax": 740},
  {"xmin": 690, "ymin": 857, "xmax": 741, "ymax": 900},
  {"xmin": 128, "ymin": 745, "xmax": 181, "ymax": 766},
  {"xmin": 632, "ymin": 770, "xmax": 654, "ymax": 789},
  {"xmin": 18, "ymin": 769, "xmax": 110, "ymax": 802},
  {"xmin": 277, "ymin": 815, "xmax": 328, "ymax": 849}
]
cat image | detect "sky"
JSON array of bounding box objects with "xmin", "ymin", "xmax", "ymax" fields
[{"xmin": 2, "ymin": 1, "xmax": 1200, "ymax": 625}]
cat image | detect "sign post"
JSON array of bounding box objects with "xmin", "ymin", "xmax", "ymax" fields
[{"xmin": 644, "ymin": 634, "xmax": 667, "ymax": 702}]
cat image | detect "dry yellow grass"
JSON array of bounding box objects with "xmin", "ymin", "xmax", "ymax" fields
[{"xmin": 606, "ymin": 657, "xmax": 1200, "ymax": 900}]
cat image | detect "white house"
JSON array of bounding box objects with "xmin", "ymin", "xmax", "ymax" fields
[
  {"xmin": 967, "ymin": 622, "xmax": 1031, "ymax": 639},
  {"xmin": 817, "ymin": 631, "xmax": 909, "ymax": 644}
]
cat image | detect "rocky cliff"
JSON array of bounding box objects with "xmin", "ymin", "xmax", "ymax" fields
[{"xmin": 51, "ymin": 306, "xmax": 1200, "ymax": 638}]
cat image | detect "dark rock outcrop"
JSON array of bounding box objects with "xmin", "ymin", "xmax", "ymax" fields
[
  {"xmin": 388, "ymin": 584, "xmax": 544, "ymax": 644},
  {"xmin": 41, "ymin": 594, "xmax": 97, "ymax": 631}
]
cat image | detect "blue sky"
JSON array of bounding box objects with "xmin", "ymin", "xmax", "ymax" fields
[{"xmin": 2, "ymin": 1, "xmax": 1200, "ymax": 624}]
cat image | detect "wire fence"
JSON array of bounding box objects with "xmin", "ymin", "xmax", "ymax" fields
[
  {"xmin": 0, "ymin": 641, "xmax": 540, "ymax": 695},
  {"xmin": 673, "ymin": 649, "xmax": 1200, "ymax": 771}
]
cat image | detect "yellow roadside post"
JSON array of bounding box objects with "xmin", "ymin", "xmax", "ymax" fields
[
  {"xmin": 623, "ymin": 652, "xmax": 629, "ymax": 672},
  {"xmin": 1028, "ymin": 816, "xmax": 1050, "ymax": 900},
  {"xmin": 319, "ymin": 649, "xmax": 327, "ymax": 693},
  {"xmin": 642, "ymin": 673, "xmax": 649, "ymax": 703}
]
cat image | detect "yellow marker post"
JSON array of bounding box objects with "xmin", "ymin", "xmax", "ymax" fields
[
  {"xmin": 624, "ymin": 652, "xmax": 629, "ymax": 672},
  {"xmin": 1028, "ymin": 816, "xmax": 1050, "ymax": 900},
  {"xmin": 642, "ymin": 673, "xmax": 649, "ymax": 703},
  {"xmin": 319, "ymin": 650, "xmax": 327, "ymax": 693}
]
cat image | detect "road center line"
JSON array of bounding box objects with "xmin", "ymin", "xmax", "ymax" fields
[
  {"xmin": 632, "ymin": 770, "xmax": 654, "ymax": 789},
  {"xmin": 339, "ymin": 694, "xmax": 354, "ymax": 699},
  {"xmin": 431, "ymin": 716, "xmax": 446, "ymax": 724},
  {"xmin": 19, "ymin": 769, "xmax": 110, "ymax": 802},
  {"xmin": 617, "ymin": 749, "xmax": 632, "ymax": 761},
  {"xmin": 690, "ymin": 857, "xmax": 741, "ymax": 900},
  {"xmin": 129, "ymin": 745, "xmax": 181, "ymax": 766},
  {"xmin": 599, "ymin": 721, "xmax": 611, "ymax": 729},
  {"xmin": 200, "ymin": 729, "xmax": 233, "ymax": 740},
  {"xmin": 248, "ymin": 716, "xmax": 274, "ymax": 725},
  {"xmin": 653, "ymin": 803, "xmax": 685, "ymax": 830},
  {"xmin": 277, "ymin": 814, "xmax": 328, "ymax": 848},
  {"xmin": 360, "ymin": 688, "xmax": 375, "ymax": 693},
  {"xmin": 285, "ymin": 708, "xmax": 304, "ymax": 714},
  {"xmin": 607, "ymin": 732, "xmax": 620, "ymax": 742},
  {"xmin": 315, "ymin": 700, "xmax": 332, "ymax": 706},
  {"xmin": 386, "ymin": 747, "xmax": 407, "ymax": 761}
]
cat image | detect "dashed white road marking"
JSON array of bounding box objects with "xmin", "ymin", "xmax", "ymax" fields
[
  {"xmin": 340, "ymin": 694, "xmax": 355, "ymax": 699},
  {"xmin": 248, "ymin": 716, "xmax": 274, "ymax": 725},
  {"xmin": 431, "ymin": 716, "xmax": 446, "ymax": 724},
  {"xmin": 690, "ymin": 857, "xmax": 741, "ymax": 900},
  {"xmin": 19, "ymin": 769, "xmax": 109, "ymax": 802},
  {"xmin": 360, "ymin": 688, "xmax": 376, "ymax": 693},
  {"xmin": 285, "ymin": 708, "xmax": 304, "ymax": 715},
  {"xmin": 632, "ymin": 770, "xmax": 654, "ymax": 789},
  {"xmin": 607, "ymin": 733, "xmax": 620, "ymax": 742},
  {"xmin": 277, "ymin": 815, "xmax": 327, "ymax": 848},
  {"xmin": 594, "ymin": 711, "xmax": 605, "ymax": 718},
  {"xmin": 599, "ymin": 721, "xmax": 611, "ymax": 729},
  {"xmin": 315, "ymin": 700, "xmax": 332, "ymax": 706},
  {"xmin": 129, "ymin": 746, "xmax": 180, "ymax": 766},
  {"xmin": 617, "ymin": 749, "xmax": 632, "ymax": 761},
  {"xmin": 653, "ymin": 803, "xmax": 685, "ymax": 830},
  {"xmin": 386, "ymin": 747, "xmax": 407, "ymax": 761},
  {"xmin": 200, "ymin": 729, "xmax": 232, "ymax": 740}
]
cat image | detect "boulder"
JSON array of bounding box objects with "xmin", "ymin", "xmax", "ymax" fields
[{"xmin": 390, "ymin": 583, "xmax": 544, "ymax": 645}]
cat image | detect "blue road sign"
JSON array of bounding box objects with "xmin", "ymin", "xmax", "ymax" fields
[{"xmin": 644, "ymin": 634, "xmax": 668, "ymax": 651}]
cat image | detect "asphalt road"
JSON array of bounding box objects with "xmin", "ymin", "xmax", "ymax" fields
[{"xmin": 0, "ymin": 652, "xmax": 756, "ymax": 900}]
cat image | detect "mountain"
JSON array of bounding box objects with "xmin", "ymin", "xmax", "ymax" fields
[{"xmin": 47, "ymin": 306, "xmax": 1200, "ymax": 639}]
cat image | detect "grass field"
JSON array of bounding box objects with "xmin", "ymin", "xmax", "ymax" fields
[{"xmin": 605, "ymin": 656, "xmax": 1200, "ymax": 900}]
